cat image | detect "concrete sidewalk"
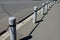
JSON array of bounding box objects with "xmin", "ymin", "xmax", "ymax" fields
[{"xmin": 6, "ymin": 3, "xmax": 60, "ymax": 40}]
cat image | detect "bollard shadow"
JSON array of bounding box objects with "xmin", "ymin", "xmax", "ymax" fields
[
  {"xmin": 19, "ymin": 35, "xmax": 32, "ymax": 40},
  {"xmin": 19, "ymin": 20, "xmax": 42, "ymax": 40},
  {"xmin": 19, "ymin": 20, "xmax": 43, "ymax": 40},
  {"xmin": 19, "ymin": 13, "xmax": 48, "ymax": 40}
]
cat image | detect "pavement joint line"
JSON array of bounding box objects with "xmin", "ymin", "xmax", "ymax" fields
[{"xmin": 0, "ymin": 10, "xmax": 41, "ymax": 40}]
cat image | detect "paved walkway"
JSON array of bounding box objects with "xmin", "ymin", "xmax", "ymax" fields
[{"xmin": 6, "ymin": 2, "xmax": 60, "ymax": 40}]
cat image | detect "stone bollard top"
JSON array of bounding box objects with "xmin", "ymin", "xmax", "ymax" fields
[
  {"xmin": 34, "ymin": 6, "xmax": 38, "ymax": 11},
  {"xmin": 9, "ymin": 17, "xmax": 16, "ymax": 25}
]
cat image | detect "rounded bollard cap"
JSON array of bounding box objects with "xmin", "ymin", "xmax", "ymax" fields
[
  {"xmin": 34, "ymin": 6, "xmax": 38, "ymax": 11},
  {"xmin": 46, "ymin": 1, "xmax": 49, "ymax": 3},
  {"xmin": 42, "ymin": 3, "xmax": 45, "ymax": 5},
  {"xmin": 9, "ymin": 17, "xmax": 16, "ymax": 25},
  {"xmin": 42, "ymin": 3, "xmax": 45, "ymax": 7}
]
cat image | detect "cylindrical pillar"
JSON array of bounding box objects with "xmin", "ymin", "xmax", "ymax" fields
[
  {"xmin": 33, "ymin": 6, "xmax": 38, "ymax": 23},
  {"xmin": 9, "ymin": 17, "xmax": 16, "ymax": 40},
  {"xmin": 44, "ymin": 1, "xmax": 48, "ymax": 13},
  {"xmin": 41, "ymin": 3, "xmax": 45, "ymax": 15},
  {"xmin": 54, "ymin": 0, "xmax": 56, "ymax": 4},
  {"xmin": 48, "ymin": 1, "xmax": 51, "ymax": 9}
]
